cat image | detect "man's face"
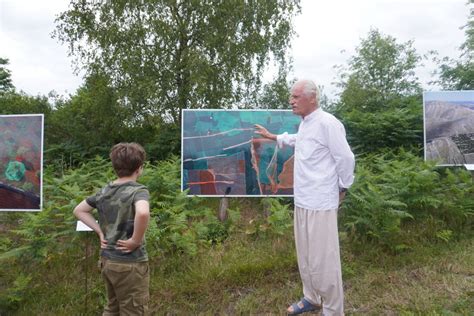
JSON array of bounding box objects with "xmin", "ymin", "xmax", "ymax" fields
[{"xmin": 289, "ymin": 84, "xmax": 316, "ymax": 118}]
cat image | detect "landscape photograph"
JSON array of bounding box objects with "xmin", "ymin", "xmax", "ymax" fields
[{"xmin": 424, "ymin": 91, "xmax": 474, "ymax": 165}]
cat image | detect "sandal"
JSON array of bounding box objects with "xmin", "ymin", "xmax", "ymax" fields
[{"xmin": 287, "ymin": 297, "xmax": 321, "ymax": 315}]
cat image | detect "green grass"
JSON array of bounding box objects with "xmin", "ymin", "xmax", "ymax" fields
[
  {"xmin": 342, "ymin": 237, "xmax": 474, "ymax": 315},
  {"xmin": 149, "ymin": 234, "xmax": 298, "ymax": 314},
  {"xmin": 3, "ymin": 221, "xmax": 473, "ymax": 315},
  {"xmin": 145, "ymin": 233, "xmax": 473, "ymax": 315}
]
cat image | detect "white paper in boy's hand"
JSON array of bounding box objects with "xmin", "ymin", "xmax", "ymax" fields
[{"xmin": 76, "ymin": 220, "xmax": 95, "ymax": 232}]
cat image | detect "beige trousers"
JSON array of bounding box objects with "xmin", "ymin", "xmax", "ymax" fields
[
  {"xmin": 294, "ymin": 206, "xmax": 344, "ymax": 316},
  {"xmin": 100, "ymin": 258, "xmax": 150, "ymax": 316}
]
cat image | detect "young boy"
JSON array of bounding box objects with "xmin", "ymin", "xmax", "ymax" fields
[{"xmin": 74, "ymin": 142, "xmax": 151, "ymax": 315}]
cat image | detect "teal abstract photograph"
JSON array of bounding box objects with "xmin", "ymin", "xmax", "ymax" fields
[
  {"xmin": 0, "ymin": 114, "xmax": 43, "ymax": 211},
  {"xmin": 181, "ymin": 110, "xmax": 300, "ymax": 196}
]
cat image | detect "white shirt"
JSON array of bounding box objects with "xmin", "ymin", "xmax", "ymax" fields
[{"xmin": 277, "ymin": 108, "xmax": 355, "ymax": 210}]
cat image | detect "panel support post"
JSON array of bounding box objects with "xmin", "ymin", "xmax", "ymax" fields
[
  {"xmin": 218, "ymin": 197, "xmax": 229, "ymax": 222},
  {"xmin": 262, "ymin": 198, "xmax": 271, "ymax": 219}
]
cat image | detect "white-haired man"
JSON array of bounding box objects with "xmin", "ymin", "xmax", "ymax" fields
[{"xmin": 255, "ymin": 79, "xmax": 355, "ymax": 315}]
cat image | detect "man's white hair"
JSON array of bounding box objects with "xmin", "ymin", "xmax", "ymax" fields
[{"xmin": 295, "ymin": 79, "xmax": 320, "ymax": 104}]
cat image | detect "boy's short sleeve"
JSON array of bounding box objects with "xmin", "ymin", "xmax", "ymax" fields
[
  {"xmin": 134, "ymin": 189, "xmax": 150, "ymax": 203},
  {"xmin": 86, "ymin": 195, "xmax": 97, "ymax": 208}
]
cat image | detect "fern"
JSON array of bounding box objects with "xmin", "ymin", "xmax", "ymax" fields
[{"xmin": 341, "ymin": 149, "xmax": 474, "ymax": 249}]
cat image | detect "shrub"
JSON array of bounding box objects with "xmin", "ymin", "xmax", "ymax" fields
[{"xmin": 340, "ymin": 149, "xmax": 474, "ymax": 250}]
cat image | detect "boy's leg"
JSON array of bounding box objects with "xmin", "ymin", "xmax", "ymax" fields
[
  {"xmin": 102, "ymin": 260, "xmax": 150, "ymax": 316},
  {"xmin": 101, "ymin": 258, "xmax": 120, "ymax": 316}
]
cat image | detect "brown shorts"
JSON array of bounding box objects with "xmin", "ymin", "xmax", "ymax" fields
[{"xmin": 100, "ymin": 257, "xmax": 150, "ymax": 316}]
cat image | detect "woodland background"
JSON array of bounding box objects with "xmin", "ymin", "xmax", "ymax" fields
[{"xmin": 0, "ymin": 1, "xmax": 473, "ymax": 314}]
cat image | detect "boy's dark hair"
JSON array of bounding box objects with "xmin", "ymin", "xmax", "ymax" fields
[{"xmin": 110, "ymin": 142, "xmax": 146, "ymax": 177}]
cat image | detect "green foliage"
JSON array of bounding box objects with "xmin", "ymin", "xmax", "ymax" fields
[
  {"xmin": 257, "ymin": 74, "xmax": 292, "ymax": 109},
  {"xmin": 435, "ymin": 229, "xmax": 453, "ymax": 243},
  {"xmin": 0, "ymin": 64, "xmax": 180, "ymax": 168},
  {"xmin": 141, "ymin": 156, "xmax": 237, "ymax": 256},
  {"xmin": 43, "ymin": 141, "xmax": 91, "ymax": 173},
  {"xmin": 139, "ymin": 123, "xmax": 181, "ymax": 162},
  {"xmin": 44, "ymin": 74, "xmax": 182, "ymax": 168},
  {"xmin": 341, "ymin": 150, "xmax": 474, "ymax": 250},
  {"xmin": 0, "ymin": 57, "xmax": 14, "ymax": 93},
  {"xmin": 336, "ymin": 29, "xmax": 422, "ymax": 112},
  {"xmin": 0, "ymin": 171, "xmax": 88, "ymax": 313},
  {"xmin": 340, "ymin": 96, "xmax": 423, "ymax": 154},
  {"xmin": 0, "ymin": 236, "xmax": 11, "ymax": 253},
  {"xmin": 264, "ymin": 198, "xmax": 293, "ymax": 235},
  {"xmin": 47, "ymin": 73, "xmax": 126, "ymax": 156},
  {"xmin": 245, "ymin": 198, "xmax": 292, "ymax": 237},
  {"xmin": 0, "ymin": 274, "xmax": 32, "ymax": 311},
  {"xmin": 54, "ymin": 0, "xmax": 301, "ymax": 123},
  {"xmin": 333, "ymin": 29, "xmax": 424, "ymax": 154},
  {"xmin": 0, "ymin": 157, "xmax": 113, "ymax": 263},
  {"xmin": 436, "ymin": 2, "xmax": 474, "ymax": 90},
  {"xmin": 0, "ymin": 91, "xmax": 52, "ymax": 115},
  {"xmin": 0, "ymin": 155, "xmax": 236, "ymax": 264},
  {"xmin": 438, "ymin": 59, "xmax": 474, "ymax": 90},
  {"xmin": 341, "ymin": 158, "xmax": 413, "ymax": 248}
]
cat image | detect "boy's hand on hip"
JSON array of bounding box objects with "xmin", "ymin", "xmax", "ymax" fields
[
  {"xmin": 99, "ymin": 232, "xmax": 108, "ymax": 249},
  {"xmin": 116, "ymin": 238, "xmax": 140, "ymax": 253}
]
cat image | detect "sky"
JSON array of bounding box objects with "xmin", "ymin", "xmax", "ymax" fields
[
  {"xmin": 424, "ymin": 90, "xmax": 474, "ymax": 102},
  {"xmin": 0, "ymin": 0, "xmax": 470, "ymax": 101}
]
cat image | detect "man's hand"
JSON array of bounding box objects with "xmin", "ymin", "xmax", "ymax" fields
[
  {"xmin": 338, "ymin": 191, "xmax": 346, "ymax": 206},
  {"xmin": 254, "ymin": 124, "xmax": 277, "ymax": 141},
  {"xmin": 116, "ymin": 238, "xmax": 141, "ymax": 253}
]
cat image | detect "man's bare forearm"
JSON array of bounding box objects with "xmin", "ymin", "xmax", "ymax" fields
[{"xmin": 254, "ymin": 124, "xmax": 277, "ymax": 141}]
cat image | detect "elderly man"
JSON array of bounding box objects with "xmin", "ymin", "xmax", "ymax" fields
[{"xmin": 255, "ymin": 79, "xmax": 355, "ymax": 315}]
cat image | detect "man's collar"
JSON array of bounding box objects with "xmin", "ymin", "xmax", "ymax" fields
[{"xmin": 302, "ymin": 107, "xmax": 321, "ymax": 121}]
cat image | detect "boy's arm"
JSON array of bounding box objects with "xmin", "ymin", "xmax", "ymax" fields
[
  {"xmin": 116, "ymin": 200, "xmax": 150, "ymax": 253},
  {"xmin": 73, "ymin": 200, "xmax": 107, "ymax": 248}
]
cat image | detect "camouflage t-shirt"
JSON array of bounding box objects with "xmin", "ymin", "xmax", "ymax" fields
[{"xmin": 86, "ymin": 181, "xmax": 150, "ymax": 262}]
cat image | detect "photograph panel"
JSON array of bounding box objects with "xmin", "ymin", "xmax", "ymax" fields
[
  {"xmin": 0, "ymin": 114, "xmax": 43, "ymax": 211},
  {"xmin": 424, "ymin": 91, "xmax": 474, "ymax": 166},
  {"xmin": 182, "ymin": 110, "xmax": 300, "ymax": 197}
]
